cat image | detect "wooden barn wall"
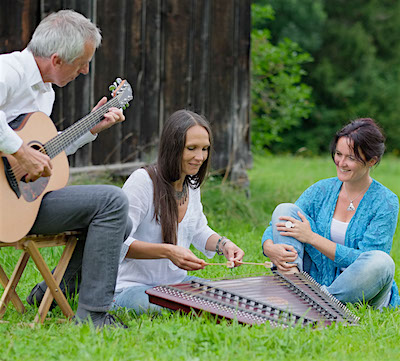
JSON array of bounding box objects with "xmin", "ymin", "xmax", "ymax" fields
[{"xmin": 0, "ymin": 0, "xmax": 251, "ymax": 181}]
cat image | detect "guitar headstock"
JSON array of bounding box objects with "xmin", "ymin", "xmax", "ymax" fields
[{"xmin": 109, "ymin": 78, "xmax": 134, "ymax": 110}]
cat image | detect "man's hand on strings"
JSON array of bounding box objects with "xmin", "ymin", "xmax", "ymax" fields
[
  {"xmin": 89, "ymin": 97, "xmax": 125, "ymax": 135},
  {"xmin": 13, "ymin": 143, "xmax": 52, "ymax": 182}
]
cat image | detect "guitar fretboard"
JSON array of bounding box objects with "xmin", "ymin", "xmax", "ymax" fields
[{"xmin": 43, "ymin": 97, "xmax": 120, "ymax": 159}]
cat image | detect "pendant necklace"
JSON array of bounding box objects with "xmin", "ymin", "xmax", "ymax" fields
[
  {"xmin": 343, "ymin": 181, "xmax": 371, "ymax": 211},
  {"xmin": 175, "ymin": 180, "xmax": 188, "ymax": 206}
]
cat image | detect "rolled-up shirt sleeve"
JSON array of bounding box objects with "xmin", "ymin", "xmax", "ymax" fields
[
  {"xmin": 0, "ymin": 77, "xmax": 23, "ymax": 153},
  {"xmin": 64, "ymin": 131, "xmax": 97, "ymax": 156},
  {"xmin": 0, "ymin": 111, "xmax": 23, "ymax": 154},
  {"xmin": 119, "ymin": 235, "xmax": 135, "ymax": 264},
  {"xmin": 261, "ymin": 225, "xmax": 273, "ymax": 252}
]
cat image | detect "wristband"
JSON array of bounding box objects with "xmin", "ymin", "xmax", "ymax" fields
[
  {"xmin": 221, "ymin": 238, "xmax": 230, "ymax": 249},
  {"xmin": 216, "ymin": 236, "xmax": 227, "ymax": 255}
]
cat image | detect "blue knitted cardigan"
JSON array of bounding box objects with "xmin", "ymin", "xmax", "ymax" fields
[{"xmin": 261, "ymin": 177, "xmax": 400, "ymax": 307}]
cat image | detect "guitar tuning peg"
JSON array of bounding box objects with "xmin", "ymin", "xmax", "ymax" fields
[
  {"xmin": 125, "ymin": 103, "xmax": 130, "ymax": 108},
  {"xmin": 116, "ymin": 78, "xmax": 122, "ymax": 84},
  {"xmin": 109, "ymin": 84, "xmax": 116, "ymax": 91}
]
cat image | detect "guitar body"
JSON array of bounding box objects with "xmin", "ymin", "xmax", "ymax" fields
[
  {"xmin": 0, "ymin": 112, "xmax": 69, "ymax": 243},
  {"xmin": 0, "ymin": 78, "xmax": 133, "ymax": 243}
]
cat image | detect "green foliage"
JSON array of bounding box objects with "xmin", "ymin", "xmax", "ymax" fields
[
  {"xmin": 254, "ymin": 0, "xmax": 327, "ymax": 53},
  {"xmin": 262, "ymin": 0, "xmax": 400, "ymax": 154},
  {"xmin": 2, "ymin": 156, "xmax": 400, "ymax": 360},
  {"xmin": 251, "ymin": 2, "xmax": 314, "ymax": 152}
]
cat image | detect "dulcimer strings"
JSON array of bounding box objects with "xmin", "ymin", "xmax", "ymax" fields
[{"xmin": 182, "ymin": 262, "xmax": 314, "ymax": 297}]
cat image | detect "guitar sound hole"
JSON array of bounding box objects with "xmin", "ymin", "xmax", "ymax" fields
[{"xmin": 28, "ymin": 142, "xmax": 43, "ymax": 151}]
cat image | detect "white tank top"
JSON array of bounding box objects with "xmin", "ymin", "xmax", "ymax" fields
[
  {"xmin": 330, "ymin": 218, "xmax": 349, "ymax": 245},
  {"xmin": 330, "ymin": 217, "xmax": 391, "ymax": 308}
]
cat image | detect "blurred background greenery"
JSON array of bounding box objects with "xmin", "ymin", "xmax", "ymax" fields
[{"xmin": 251, "ymin": 0, "xmax": 400, "ymax": 156}]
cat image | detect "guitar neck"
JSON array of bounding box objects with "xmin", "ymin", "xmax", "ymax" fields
[{"xmin": 43, "ymin": 97, "xmax": 120, "ymax": 159}]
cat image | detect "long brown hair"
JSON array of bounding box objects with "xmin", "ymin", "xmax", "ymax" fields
[{"xmin": 145, "ymin": 109, "xmax": 213, "ymax": 245}]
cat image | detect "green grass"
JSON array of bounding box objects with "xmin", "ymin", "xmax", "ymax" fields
[{"xmin": 1, "ymin": 155, "xmax": 400, "ymax": 361}]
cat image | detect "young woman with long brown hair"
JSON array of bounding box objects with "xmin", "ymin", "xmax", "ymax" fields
[{"xmin": 113, "ymin": 109, "xmax": 244, "ymax": 314}]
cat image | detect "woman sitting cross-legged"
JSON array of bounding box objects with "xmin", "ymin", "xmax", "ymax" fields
[
  {"xmin": 113, "ymin": 109, "xmax": 244, "ymax": 314},
  {"xmin": 262, "ymin": 118, "xmax": 399, "ymax": 309}
]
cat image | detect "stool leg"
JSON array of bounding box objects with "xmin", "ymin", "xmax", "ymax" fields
[
  {"xmin": 24, "ymin": 240, "xmax": 74, "ymax": 323},
  {"xmin": 0, "ymin": 253, "xmax": 29, "ymax": 317},
  {"xmin": 35, "ymin": 237, "xmax": 78, "ymax": 323}
]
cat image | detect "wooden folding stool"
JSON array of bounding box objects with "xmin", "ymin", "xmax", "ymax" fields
[{"xmin": 0, "ymin": 231, "xmax": 80, "ymax": 323}]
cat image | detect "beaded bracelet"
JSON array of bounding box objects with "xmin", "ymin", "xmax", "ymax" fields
[{"xmin": 216, "ymin": 236, "xmax": 227, "ymax": 255}]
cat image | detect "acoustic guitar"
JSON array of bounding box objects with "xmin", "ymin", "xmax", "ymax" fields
[{"xmin": 0, "ymin": 78, "xmax": 133, "ymax": 243}]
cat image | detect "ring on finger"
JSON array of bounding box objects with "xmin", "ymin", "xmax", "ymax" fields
[{"xmin": 285, "ymin": 221, "xmax": 295, "ymax": 229}]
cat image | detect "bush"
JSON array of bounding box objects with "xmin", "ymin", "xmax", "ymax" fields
[{"xmin": 251, "ymin": 3, "xmax": 314, "ymax": 152}]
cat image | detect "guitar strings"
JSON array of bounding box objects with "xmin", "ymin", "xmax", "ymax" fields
[
  {"xmin": 47, "ymin": 97, "xmax": 120, "ymax": 158},
  {"xmin": 8, "ymin": 97, "xmax": 121, "ymax": 181},
  {"xmin": 52, "ymin": 99, "xmax": 119, "ymax": 153}
]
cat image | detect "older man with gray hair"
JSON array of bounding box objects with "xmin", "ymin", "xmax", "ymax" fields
[{"xmin": 0, "ymin": 9, "xmax": 132, "ymax": 328}]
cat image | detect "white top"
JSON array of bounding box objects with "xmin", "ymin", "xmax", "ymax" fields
[
  {"xmin": 0, "ymin": 49, "xmax": 96, "ymax": 155},
  {"xmin": 115, "ymin": 169, "xmax": 216, "ymax": 291},
  {"xmin": 330, "ymin": 218, "xmax": 349, "ymax": 246},
  {"xmin": 331, "ymin": 218, "xmax": 390, "ymax": 307}
]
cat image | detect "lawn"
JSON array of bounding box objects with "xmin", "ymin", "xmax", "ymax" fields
[{"xmin": 1, "ymin": 154, "xmax": 400, "ymax": 361}]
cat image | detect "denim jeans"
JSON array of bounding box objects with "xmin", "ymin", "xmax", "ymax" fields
[
  {"xmin": 30, "ymin": 185, "xmax": 131, "ymax": 312},
  {"xmin": 112, "ymin": 275, "xmax": 200, "ymax": 315},
  {"xmin": 271, "ymin": 203, "xmax": 394, "ymax": 309}
]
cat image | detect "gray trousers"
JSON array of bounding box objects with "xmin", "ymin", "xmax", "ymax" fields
[{"xmin": 30, "ymin": 185, "xmax": 131, "ymax": 312}]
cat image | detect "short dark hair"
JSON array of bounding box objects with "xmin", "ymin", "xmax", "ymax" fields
[
  {"xmin": 330, "ymin": 118, "xmax": 385, "ymax": 165},
  {"xmin": 145, "ymin": 109, "xmax": 212, "ymax": 245}
]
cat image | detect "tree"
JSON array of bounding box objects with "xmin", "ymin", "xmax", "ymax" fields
[
  {"xmin": 268, "ymin": 0, "xmax": 400, "ymax": 154},
  {"xmin": 251, "ymin": 2, "xmax": 314, "ymax": 152}
]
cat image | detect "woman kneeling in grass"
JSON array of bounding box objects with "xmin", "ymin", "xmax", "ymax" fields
[
  {"xmin": 262, "ymin": 118, "xmax": 399, "ymax": 309},
  {"xmin": 113, "ymin": 110, "xmax": 244, "ymax": 314}
]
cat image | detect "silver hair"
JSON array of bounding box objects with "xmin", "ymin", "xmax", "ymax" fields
[{"xmin": 27, "ymin": 9, "xmax": 102, "ymax": 63}]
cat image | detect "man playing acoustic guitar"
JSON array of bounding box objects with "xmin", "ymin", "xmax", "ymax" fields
[{"xmin": 0, "ymin": 10, "xmax": 132, "ymax": 328}]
